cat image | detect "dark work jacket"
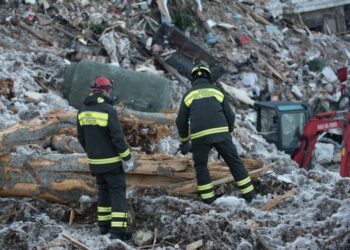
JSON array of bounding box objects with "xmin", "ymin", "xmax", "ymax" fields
[
  {"xmin": 176, "ymin": 78, "xmax": 236, "ymax": 144},
  {"xmin": 77, "ymin": 93, "xmax": 131, "ymax": 174}
]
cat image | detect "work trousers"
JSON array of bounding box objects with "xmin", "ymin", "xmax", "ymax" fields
[
  {"xmin": 95, "ymin": 171, "xmax": 128, "ymax": 233},
  {"xmin": 192, "ymin": 137, "xmax": 254, "ymax": 201}
]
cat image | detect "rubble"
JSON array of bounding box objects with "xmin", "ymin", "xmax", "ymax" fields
[{"xmin": 0, "ymin": 0, "xmax": 350, "ymax": 249}]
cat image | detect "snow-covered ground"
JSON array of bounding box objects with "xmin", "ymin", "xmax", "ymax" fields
[{"xmin": 0, "ymin": 1, "xmax": 350, "ymax": 249}]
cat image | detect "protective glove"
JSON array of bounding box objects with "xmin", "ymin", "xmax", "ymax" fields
[
  {"xmin": 123, "ymin": 158, "xmax": 136, "ymax": 173},
  {"xmin": 179, "ymin": 142, "xmax": 192, "ymax": 155}
]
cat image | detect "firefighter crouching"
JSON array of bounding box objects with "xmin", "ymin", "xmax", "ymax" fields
[
  {"xmin": 77, "ymin": 77, "xmax": 135, "ymax": 240},
  {"xmin": 176, "ymin": 65, "xmax": 256, "ymax": 204}
]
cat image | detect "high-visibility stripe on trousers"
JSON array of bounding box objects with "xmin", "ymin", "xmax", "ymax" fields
[
  {"xmin": 96, "ymin": 171, "xmax": 128, "ymax": 230},
  {"xmin": 98, "ymin": 206, "xmax": 112, "ymax": 223},
  {"xmin": 197, "ymin": 183, "xmax": 215, "ymax": 200},
  {"xmin": 111, "ymin": 212, "xmax": 128, "ymax": 228},
  {"xmin": 192, "ymin": 137, "xmax": 254, "ymax": 201},
  {"xmin": 236, "ymin": 176, "xmax": 254, "ymax": 194}
]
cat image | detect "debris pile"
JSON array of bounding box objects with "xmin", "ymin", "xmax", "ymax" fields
[{"xmin": 0, "ymin": 0, "xmax": 350, "ymax": 249}]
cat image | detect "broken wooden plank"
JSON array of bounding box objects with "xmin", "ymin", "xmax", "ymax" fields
[
  {"xmin": 62, "ymin": 233, "xmax": 91, "ymax": 250},
  {"xmin": 152, "ymin": 228, "xmax": 158, "ymax": 250},
  {"xmin": 186, "ymin": 239, "xmax": 203, "ymax": 250},
  {"xmin": 219, "ymin": 82, "xmax": 255, "ymax": 106},
  {"xmin": 12, "ymin": 16, "xmax": 54, "ymax": 45},
  {"xmin": 260, "ymin": 188, "xmax": 295, "ymax": 211},
  {"xmin": 256, "ymin": 52, "xmax": 288, "ymax": 82},
  {"xmin": 166, "ymin": 163, "xmax": 273, "ymax": 195},
  {"xmin": 156, "ymin": 0, "xmax": 172, "ymax": 24},
  {"xmin": 233, "ymin": 0, "xmax": 270, "ymax": 25}
]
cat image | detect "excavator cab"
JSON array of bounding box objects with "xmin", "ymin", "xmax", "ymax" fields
[{"xmin": 255, "ymin": 101, "xmax": 309, "ymax": 154}]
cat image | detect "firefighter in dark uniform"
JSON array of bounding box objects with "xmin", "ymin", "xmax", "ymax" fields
[
  {"xmin": 176, "ymin": 65, "xmax": 256, "ymax": 204},
  {"xmin": 77, "ymin": 77, "xmax": 135, "ymax": 240}
]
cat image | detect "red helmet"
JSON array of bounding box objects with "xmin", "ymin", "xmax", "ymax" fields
[{"xmin": 90, "ymin": 77, "xmax": 113, "ymax": 92}]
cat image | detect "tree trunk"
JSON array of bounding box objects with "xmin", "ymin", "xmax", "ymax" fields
[
  {"xmin": 0, "ymin": 110, "xmax": 173, "ymax": 155},
  {"xmin": 0, "ymin": 152, "xmax": 266, "ymax": 204}
]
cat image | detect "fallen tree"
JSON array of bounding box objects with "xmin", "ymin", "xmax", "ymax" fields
[{"xmin": 0, "ymin": 152, "xmax": 268, "ymax": 204}]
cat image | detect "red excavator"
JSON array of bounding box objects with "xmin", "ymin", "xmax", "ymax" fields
[{"xmin": 254, "ymin": 101, "xmax": 350, "ymax": 177}]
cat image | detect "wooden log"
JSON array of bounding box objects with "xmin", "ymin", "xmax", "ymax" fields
[
  {"xmin": 51, "ymin": 134, "xmax": 84, "ymax": 153},
  {"xmin": 118, "ymin": 107, "xmax": 176, "ymax": 125},
  {"xmin": 0, "ymin": 110, "xmax": 173, "ymax": 155},
  {"xmin": 0, "ymin": 111, "xmax": 76, "ymax": 155},
  {"xmin": 0, "ymin": 152, "xmax": 267, "ymax": 204}
]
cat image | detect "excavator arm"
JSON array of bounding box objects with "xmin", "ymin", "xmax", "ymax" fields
[
  {"xmin": 292, "ymin": 111, "xmax": 344, "ymax": 170},
  {"xmin": 340, "ymin": 110, "xmax": 350, "ymax": 177}
]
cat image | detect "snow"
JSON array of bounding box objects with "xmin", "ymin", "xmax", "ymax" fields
[{"xmin": 0, "ymin": 1, "xmax": 350, "ymax": 249}]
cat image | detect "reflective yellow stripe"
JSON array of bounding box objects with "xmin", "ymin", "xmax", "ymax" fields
[
  {"xmin": 88, "ymin": 156, "xmax": 121, "ymax": 164},
  {"xmin": 184, "ymin": 88, "xmax": 224, "ymax": 107},
  {"xmin": 191, "ymin": 66, "xmax": 211, "ymax": 74},
  {"xmin": 119, "ymin": 149, "xmax": 130, "ymax": 158},
  {"xmin": 98, "ymin": 207, "xmax": 112, "ymax": 212},
  {"xmin": 342, "ymin": 147, "xmax": 346, "ymax": 156},
  {"xmin": 78, "ymin": 111, "xmax": 108, "ymax": 127},
  {"xmin": 111, "ymin": 212, "xmax": 128, "ymax": 218},
  {"xmin": 191, "ymin": 127, "xmax": 229, "ymax": 140},
  {"xmin": 180, "ymin": 135, "xmax": 190, "ymax": 142},
  {"xmin": 98, "ymin": 215, "xmax": 111, "ymax": 221},
  {"xmin": 201, "ymin": 191, "xmax": 215, "ymax": 199},
  {"xmin": 240, "ymin": 185, "xmax": 254, "ymax": 194},
  {"xmin": 111, "ymin": 222, "xmax": 127, "ymax": 227},
  {"xmin": 236, "ymin": 177, "xmax": 251, "ymax": 186},
  {"xmin": 197, "ymin": 183, "xmax": 213, "ymax": 191}
]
